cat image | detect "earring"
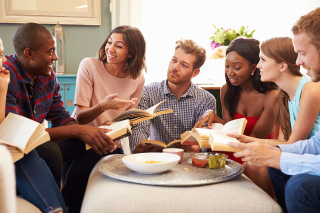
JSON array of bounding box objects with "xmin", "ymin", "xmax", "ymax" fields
[{"xmin": 251, "ymin": 72, "xmax": 254, "ymax": 75}]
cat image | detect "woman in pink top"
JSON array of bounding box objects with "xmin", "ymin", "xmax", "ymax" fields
[
  {"xmin": 73, "ymin": 25, "xmax": 146, "ymax": 132},
  {"xmin": 195, "ymin": 38, "xmax": 278, "ymax": 198}
]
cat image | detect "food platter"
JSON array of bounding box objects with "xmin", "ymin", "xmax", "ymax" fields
[{"xmin": 99, "ymin": 153, "xmax": 243, "ymax": 186}]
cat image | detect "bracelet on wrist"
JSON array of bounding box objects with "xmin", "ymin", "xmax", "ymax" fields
[{"xmin": 101, "ymin": 100, "xmax": 105, "ymax": 111}]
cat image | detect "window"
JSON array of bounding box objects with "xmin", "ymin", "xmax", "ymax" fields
[{"xmin": 113, "ymin": 0, "xmax": 317, "ymax": 84}]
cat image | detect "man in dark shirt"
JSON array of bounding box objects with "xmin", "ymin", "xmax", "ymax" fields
[{"xmin": 4, "ymin": 23, "xmax": 124, "ymax": 213}]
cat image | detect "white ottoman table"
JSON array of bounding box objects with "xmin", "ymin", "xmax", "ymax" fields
[{"xmin": 81, "ymin": 155, "xmax": 282, "ymax": 213}]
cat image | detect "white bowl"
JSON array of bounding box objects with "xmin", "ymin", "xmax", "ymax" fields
[{"xmin": 122, "ymin": 153, "xmax": 180, "ymax": 174}]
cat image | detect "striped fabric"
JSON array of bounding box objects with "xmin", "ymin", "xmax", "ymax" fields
[
  {"xmin": 4, "ymin": 54, "xmax": 75, "ymax": 127},
  {"xmin": 129, "ymin": 80, "xmax": 216, "ymax": 153}
]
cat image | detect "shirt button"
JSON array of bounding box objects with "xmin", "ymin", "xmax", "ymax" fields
[
  {"xmin": 30, "ymin": 95, "xmax": 33, "ymax": 98},
  {"xmin": 34, "ymin": 110, "xmax": 36, "ymax": 114},
  {"xmin": 288, "ymin": 169, "xmax": 292, "ymax": 173},
  {"xmin": 175, "ymin": 113, "xmax": 177, "ymax": 116},
  {"xmin": 175, "ymin": 126, "xmax": 177, "ymax": 128}
]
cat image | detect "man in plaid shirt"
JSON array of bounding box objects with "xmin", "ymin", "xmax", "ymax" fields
[
  {"xmin": 4, "ymin": 23, "xmax": 119, "ymax": 212},
  {"xmin": 129, "ymin": 39, "xmax": 216, "ymax": 154}
]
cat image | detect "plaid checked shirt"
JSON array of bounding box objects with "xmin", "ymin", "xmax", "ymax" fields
[
  {"xmin": 129, "ymin": 80, "xmax": 216, "ymax": 153},
  {"xmin": 4, "ymin": 54, "xmax": 74, "ymax": 127}
]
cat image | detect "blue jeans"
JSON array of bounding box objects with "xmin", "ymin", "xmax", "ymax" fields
[
  {"xmin": 57, "ymin": 138, "xmax": 123, "ymax": 213},
  {"xmin": 15, "ymin": 149, "xmax": 67, "ymax": 213},
  {"xmin": 268, "ymin": 167, "xmax": 320, "ymax": 213}
]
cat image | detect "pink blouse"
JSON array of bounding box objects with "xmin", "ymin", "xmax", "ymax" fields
[{"xmin": 72, "ymin": 57, "xmax": 145, "ymax": 127}]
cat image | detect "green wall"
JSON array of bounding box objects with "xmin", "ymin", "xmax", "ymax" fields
[{"xmin": 0, "ymin": 0, "xmax": 111, "ymax": 74}]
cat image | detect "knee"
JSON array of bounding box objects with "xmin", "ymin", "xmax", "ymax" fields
[
  {"xmin": 285, "ymin": 175, "xmax": 304, "ymax": 199},
  {"xmin": 36, "ymin": 141, "xmax": 63, "ymax": 165},
  {"xmin": 285, "ymin": 174, "xmax": 320, "ymax": 210}
]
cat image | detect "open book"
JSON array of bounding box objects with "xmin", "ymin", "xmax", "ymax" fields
[
  {"xmin": 85, "ymin": 119, "xmax": 132, "ymax": 150},
  {"xmin": 141, "ymin": 139, "xmax": 181, "ymax": 149},
  {"xmin": 111, "ymin": 100, "xmax": 173, "ymax": 125},
  {"xmin": 180, "ymin": 118, "xmax": 247, "ymax": 152},
  {"xmin": 0, "ymin": 113, "xmax": 50, "ymax": 162}
]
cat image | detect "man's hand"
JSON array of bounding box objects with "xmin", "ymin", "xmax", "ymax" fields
[
  {"xmin": 227, "ymin": 141, "xmax": 282, "ymax": 169},
  {"xmin": 134, "ymin": 143, "xmax": 163, "ymax": 153},
  {"xmin": 102, "ymin": 94, "xmax": 137, "ymax": 110},
  {"xmin": 175, "ymin": 142, "xmax": 200, "ymax": 153},
  {"xmin": 194, "ymin": 110, "xmax": 215, "ymax": 128},
  {"xmin": 77, "ymin": 125, "xmax": 117, "ymax": 155}
]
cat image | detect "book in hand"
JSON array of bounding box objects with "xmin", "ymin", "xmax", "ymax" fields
[
  {"xmin": 0, "ymin": 113, "xmax": 50, "ymax": 162},
  {"xmin": 85, "ymin": 119, "xmax": 132, "ymax": 150},
  {"xmin": 141, "ymin": 139, "xmax": 181, "ymax": 149},
  {"xmin": 180, "ymin": 118, "xmax": 247, "ymax": 152},
  {"xmin": 111, "ymin": 100, "xmax": 173, "ymax": 125}
]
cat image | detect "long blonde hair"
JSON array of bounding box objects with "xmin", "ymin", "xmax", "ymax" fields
[{"xmin": 260, "ymin": 37, "xmax": 301, "ymax": 140}]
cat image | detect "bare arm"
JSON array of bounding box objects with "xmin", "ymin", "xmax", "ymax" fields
[
  {"xmin": 75, "ymin": 93, "xmax": 137, "ymax": 125},
  {"xmin": 46, "ymin": 121, "xmax": 117, "ymax": 155},
  {"xmin": 285, "ymin": 83, "xmax": 320, "ymax": 143},
  {"xmin": 221, "ymin": 84, "xmax": 233, "ymax": 123},
  {"xmin": 249, "ymin": 90, "xmax": 277, "ymax": 138},
  {"xmin": 194, "ymin": 84, "xmax": 227, "ymax": 128},
  {"xmin": 0, "ymin": 68, "xmax": 9, "ymax": 124},
  {"xmin": 229, "ymin": 83, "xmax": 320, "ymax": 146}
]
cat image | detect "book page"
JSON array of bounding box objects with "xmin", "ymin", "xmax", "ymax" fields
[
  {"xmin": 209, "ymin": 131, "xmax": 239, "ymax": 144},
  {"xmin": 221, "ymin": 118, "xmax": 246, "ymax": 133},
  {"xmin": 24, "ymin": 130, "xmax": 50, "ymax": 154},
  {"xmin": 141, "ymin": 140, "xmax": 167, "ymax": 148},
  {"xmin": 211, "ymin": 123, "xmax": 224, "ymax": 130},
  {"xmin": 86, "ymin": 120, "xmax": 132, "ymax": 150},
  {"xmin": 146, "ymin": 100, "xmax": 166, "ymax": 115},
  {"xmin": 98, "ymin": 120, "xmax": 131, "ymax": 138},
  {"xmin": 112, "ymin": 109, "xmax": 150, "ymax": 121},
  {"xmin": 209, "ymin": 132, "xmax": 243, "ymax": 152},
  {"xmin": 10, "ymin": 149, "xmax": 24, "ymax": 163},
  {"xmin": 0, "ymin": 113, "xmax": 39, "ymax": 152}
]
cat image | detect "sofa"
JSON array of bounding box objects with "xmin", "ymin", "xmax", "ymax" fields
[{"xmin": 0, "ymin": 145, "xmax": 41, "ymax": 213}]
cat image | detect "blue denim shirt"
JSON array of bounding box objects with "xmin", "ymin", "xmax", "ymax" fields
[{"xmin": 278, "ymin": 130, "xmax": 320, "ymax": 176}]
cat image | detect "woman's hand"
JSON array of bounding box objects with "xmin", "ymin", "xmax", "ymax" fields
[
  {"xmin": 226, "ymin": 132, "xmax": 257, "ymax": 143},
  {"xmin": 194, "ymin": 110, "xmax": 216, "ymax": 128},
  {"xmin": 0, "ymin": 67, "xmax": 10, "ymax": 89},
  {"xmin": 102, "ymin": 94, "xmax": 137, "ymax": 111}
]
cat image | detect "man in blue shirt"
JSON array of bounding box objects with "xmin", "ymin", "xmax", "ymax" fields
[
  {"xmin": 129, "ymin": 39, "xmax": 216, "ymax": 154},
  {"xmin": 228, "ymin": 8, "xmax": 320, "ymax": 213}
]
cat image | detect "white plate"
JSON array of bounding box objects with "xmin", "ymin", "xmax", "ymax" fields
[{"xmin": 122, "ymin": 153, "xmax": 180, "ymax": 174}]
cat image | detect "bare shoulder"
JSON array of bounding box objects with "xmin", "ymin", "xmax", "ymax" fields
[
  {"xmin": 263, "ymin": 89, "xmax": 278, "ymax": 106},
  {"xmin": 302, "ymin": 81, "xmax": 320, "ymax": 96},
  {"xmin": 263, "ymin": 89, "xmax": 277, "ymax": 100},
  {"xmin": 220, "ymin": 84, "xmax": 227, "ymax": 97}
]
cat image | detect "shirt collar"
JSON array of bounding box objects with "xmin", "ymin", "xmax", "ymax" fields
[
  {"xmin": 12, "ymin": 54, "xmax": 44, "ymax": 85},
  {"xmin": 162, "ymin": 80, "xmax": 197, "ymax": 98}
]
